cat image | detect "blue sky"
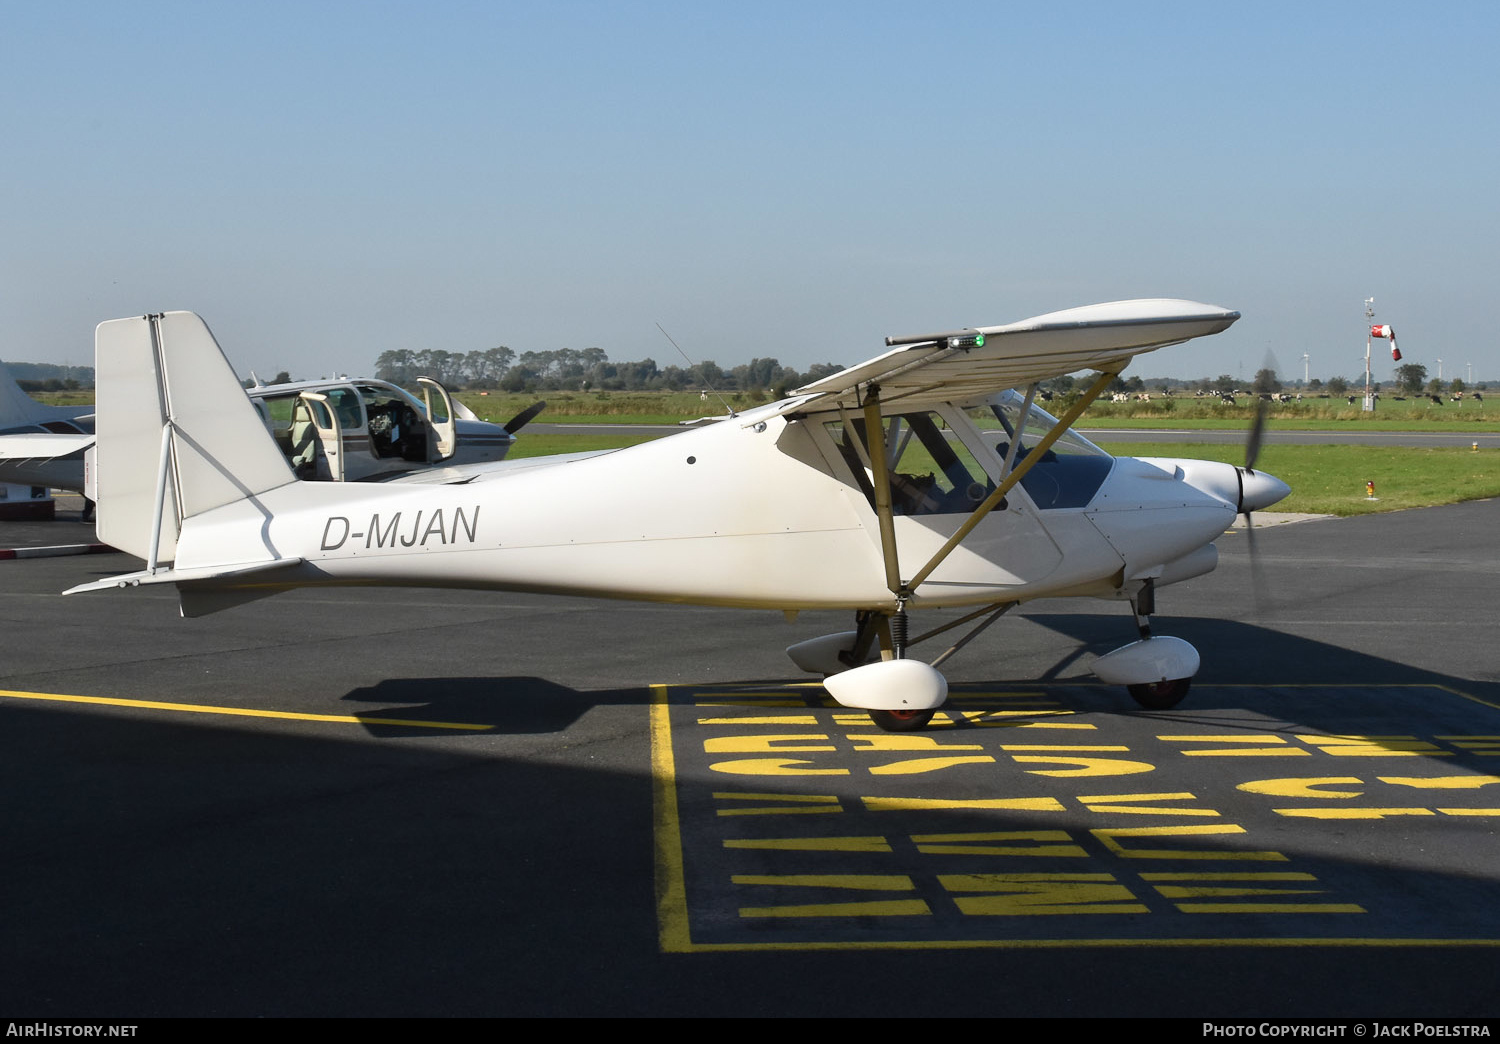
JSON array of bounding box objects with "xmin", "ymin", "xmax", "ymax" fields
[{"xmin": 3, "ymin": 1, "xmax": 1495, "ymax": 385}]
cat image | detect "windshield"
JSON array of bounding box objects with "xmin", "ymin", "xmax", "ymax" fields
[{"xmin": 985, "ymin": 390, "xmax": 1113, "ymax": 509}]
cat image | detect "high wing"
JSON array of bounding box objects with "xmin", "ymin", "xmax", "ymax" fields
[{"xmin": 786, "ymin": 299, "xmax": 1239, "ymax": 414}]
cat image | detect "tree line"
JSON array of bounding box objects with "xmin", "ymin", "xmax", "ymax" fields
[{"xmin": 372, "ymin": 346, "xmax": 847, "ymax": 397}]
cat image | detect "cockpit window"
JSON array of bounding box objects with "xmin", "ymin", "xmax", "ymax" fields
[
  {"xmin": 325, "ymin": 387, "xmax": 364, "ymax": 430},
  {"xmin": 825, "ymin": 410, "xmax": 995, "ymax": 516},
  {"xmin": 985, "ymin": 391, "xmax": 1113, "ymax": 509}
]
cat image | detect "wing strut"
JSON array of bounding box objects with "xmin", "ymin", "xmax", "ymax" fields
[
  {"xmin": 861, "ymin": 383, "xmax": 903, "ymax": 598},
  {"xmin": 904, "ymin": 368, "xmax": 1116, "ymax": 593},
  {"xmin": 855, "ymin": 368, "xmax": 1119, "ymax": 605}
]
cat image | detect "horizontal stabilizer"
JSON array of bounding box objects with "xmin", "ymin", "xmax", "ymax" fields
[{"xmin": 63, "ymin": 556, "xmax": 306, "ymax": 595}]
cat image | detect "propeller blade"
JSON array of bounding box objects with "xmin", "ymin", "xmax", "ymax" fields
[
  {"xmin": 1242, "ymin": 509, "xmax": 1270, "ymax": 616},
  {"xmin": 503, "ymin": 400, "xmax": 547, "ymax": 435},
  {"xmin": 1245, "ymin": 396, "xmax": 1268, "ymax": 473}
]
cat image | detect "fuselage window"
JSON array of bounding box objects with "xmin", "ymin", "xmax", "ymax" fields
[{"xmin": 824, "ymin": 411, "xmax": 995, "ymax": 516}]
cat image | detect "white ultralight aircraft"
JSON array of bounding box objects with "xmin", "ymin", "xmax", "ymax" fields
[{"xmin": 67, "ymin": 301, "xmax": 1288, "ymax": 730}]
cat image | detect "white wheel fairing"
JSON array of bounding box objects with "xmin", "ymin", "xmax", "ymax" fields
[
  {"xmin": 822, "ymin": 658, "xmax": 948, "ymax": 711},
  {"xmin": 787, "ymin": 631, "xmax": 868, "ymax": 675},
  {"xmin": 1092, "ymin": 636, "xmax": 1200, "ymax": 686}
]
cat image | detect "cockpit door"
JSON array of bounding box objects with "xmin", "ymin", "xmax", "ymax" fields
[
  {"xmin": 417, "ymin": 377, "xmax": 457, "ymax": 462},
  {"xmin": 296, "ymin": 391, "xmax": 344, "ymax": 481}
]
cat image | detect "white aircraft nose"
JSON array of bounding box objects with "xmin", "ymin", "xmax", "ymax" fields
[
  {"xmin": 1135, "ymin": 457, "xmax": 1291, "ymax": 514},
  {"xmin": 1239, "ymin": 468, "xmax": 1290, "ymax": 513}
]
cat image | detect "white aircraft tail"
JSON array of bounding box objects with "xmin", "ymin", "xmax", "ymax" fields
[
  {"xmin": 93, "ymin": 312, "xmax": 295, "ymax": 564},
  {"xmin": 0, "ymin": 359, "xmax": 77, "ymax": 431}
]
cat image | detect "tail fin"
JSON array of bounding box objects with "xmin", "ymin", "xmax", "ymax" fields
[
  {"xmin": 0, "ymin": 358, "xmax": 93, "ymax": 432},
  {"xmin": 0, "ymin": 361, "xmax": 46, "ymax": 430},
  {"xmin": 94, "ymin": 312, "xmax": 294, "ymax": 564}
]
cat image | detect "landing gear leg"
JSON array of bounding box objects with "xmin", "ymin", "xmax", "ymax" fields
[
  {"xmin": 1130, "ymin": 578, "xmax": 1155, "ymax": 639},
  {"xmin": 864, "ymin": 601, "xmax": 938, "ymax": 731},
  {"xmin": 1122, "ymin": 579, "xmax": 1192, "ymax": 709}
]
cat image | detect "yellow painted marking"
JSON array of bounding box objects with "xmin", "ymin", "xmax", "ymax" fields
[
  {"xmin": 1000, "ymin": 744, "xmax": 1131, "ymax": 751},
  {"xmin": 709, "ymin": 758, "xmax": 849, "ymax": 776},
  {"xmin": 972, "ymin": 711, "xmax": 1081, "ymax": 721},
  {"xmin": 862, "ymin": 796, "xmax": 1066, "ymax": 812},
  {"xmin": 1438, "ymin": 808, "xmax": 1500, "ymax": 816},
  {"xmin": 651, "ymin": 684, "xmax": 693, "ymax": 953},
  {"xmin": 1153, "ymin": 886, "xmax": 1325, "ymax": 898},
  {"xmin": 1379, "ymin": 775, "xmax": 1500, "ymax": 790},
  {"xmin": 713, "ymin": 792, "xmax": 843, "ymax": 817},
  {"xmin": 1174, "ymin": 903, "xmax": 1366, "ymax": 914},
  {"xmin": 693, "ymin": 697, "xmax": 810, "ymax": 707},
  {"xmin": 1160, "ymin": 734, "xmax": 1308, "ymax": 757},
  {"xmin": 1139, "ymin": 873, "xmax": 1319, "ymax": 882},
  {"xmin": 1238, "ymin": 777, "xmax": 1366, "ymax": 799},
  {"xmin": 724, "ymin": 836, "xmax": 892, "ymax": 853},
  {"xmin": 1434, "ymin": 735, "xmax": 1500, "ymax": 755},
  {"xmin": 1273, "ymin": 807, "xmax": 1436, "ymax": 820},
  {"xmin": 940, "ymin": 874, "xmax": 1147, "ymax": 916},
  {"xmin": 740, "ymin": 900, "xmax": 931, "ymax": 918},
  {"xmin": 868, "ymin": 756, "xmax": 996, "ymax": 775},
  {"xmin": 1076, "ymin": 792, "xmax": 1221, "ymax": 817},
  {"xmin": 698, "ymin": 715, "xmax": 820, "ymax": 725},
  {"xmin": 1093, "ymin": 825, "xmax": 1288, "ymax": 861},
  {"xmin": 713, "ymin": 792, "xmax": 840, "ymax": 802},
  {"xmin": 732, "ymin": 875, "xmax": 915, "ymax": 891},
  {"xmin": 845, "ymin": 734, "xmax": 984, "ymax": 752},
  {"xmin": 1012, "ymin": 756, "xmax": 1156, "ymax": 777},
  {"xmin": 1297, "ymin": 735, "xmax": 1450, "ymax": 757},
  {"xmin": 0, "ymin": 687, "xmax": 490, "ymax": 730},
  {"xmin": 912, "ymin": 831, "xmax": 1086, "ymax": 857},
  {"xmin": 703, "ymin": 734, "xmax": 835, "ymax": 753},
  {"xmin": 834, "ymin": 711, "xmax": 972, "ymax": 726}
]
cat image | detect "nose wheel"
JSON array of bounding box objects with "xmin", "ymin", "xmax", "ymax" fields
[
  {"xmin": 1127, "ymin": 677, "xmax": 1191, "ymax": 709},
  {"xmin": 867, "ymin": 708, "xmax": 937, "ymax": 732}
]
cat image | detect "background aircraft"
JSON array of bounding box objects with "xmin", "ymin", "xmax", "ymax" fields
[
  {"xmin": 70, "ymin": 303, "xmax": 1288, "ymax": 729},
  {"xmin": 0, "ymin": 358, "xmax": 536, "ymax": 495},
  {"xmin": 0, "ymin": 359, "xmax": 93, "ymax": 492},
  {"xmin": 241, "ymin": 375, "xmax": 528, "ymax": 482}
]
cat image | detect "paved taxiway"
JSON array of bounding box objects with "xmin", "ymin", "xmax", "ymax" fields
[{"xmin": 3, "ymin": 499, "xmax": 1500, "ymax": 1017}]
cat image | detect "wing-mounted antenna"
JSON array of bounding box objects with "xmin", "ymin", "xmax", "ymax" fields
[{"xmin": 655, "ymin": 322, "xmax": 736, "ymax": 418}]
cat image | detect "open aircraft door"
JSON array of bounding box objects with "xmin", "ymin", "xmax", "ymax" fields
[
  {"xmin": 417, "ymin": 377, "xmax": 457, "ymax": 462},
  {"xmin": 293, "ymin": 391, "xmax": 344, "ymax": 481}
]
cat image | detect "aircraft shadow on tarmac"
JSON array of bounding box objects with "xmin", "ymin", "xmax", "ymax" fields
[{"xmin": 333, "ymin": 611, "xmax": 1500, "ymax": 736}]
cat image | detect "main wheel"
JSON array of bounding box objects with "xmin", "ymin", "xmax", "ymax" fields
[
  {"xmin": 867, "ymin": 708, "xmax": 936, "ymax": 732},
  {"xmin": 1127, "ymin": 678, "xmax": 1191, "ymax": 710}
]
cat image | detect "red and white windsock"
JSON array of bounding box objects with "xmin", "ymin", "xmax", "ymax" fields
[{"xmin": 1371, "ymin": 324, "xmax": 1401, "ymax": 361}]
